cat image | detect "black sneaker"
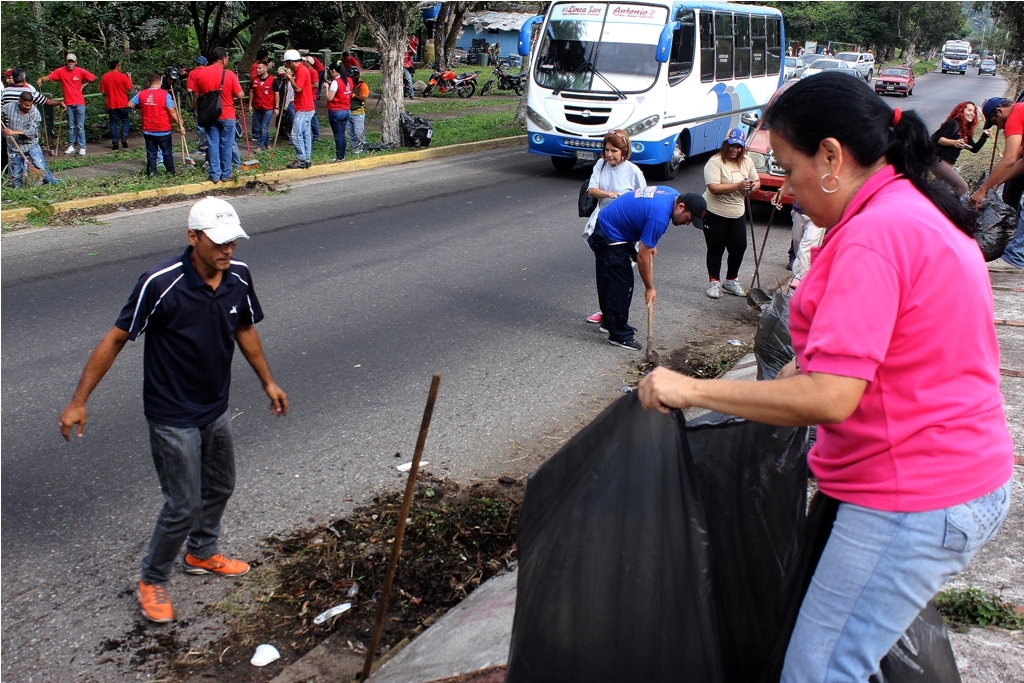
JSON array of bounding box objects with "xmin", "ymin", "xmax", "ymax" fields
[
  {"xmin": 121, "ymin": 138, "xmax": 129, "ymax": 149},
  {"xmin": 111, "ymin": 141, "xmax": 119, "ymax": 151},
  {"xmin": 608, "ymin": 338, "xmax": 642, "ymax": 351},
  {"xmin": 287, "ymin": 160, "xmax": 305, "ymax": 169}
]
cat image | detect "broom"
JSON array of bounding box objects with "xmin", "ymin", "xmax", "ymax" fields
[{"xmin": 238, "ymin": 94, "xmax": 259, "ymax": 171}]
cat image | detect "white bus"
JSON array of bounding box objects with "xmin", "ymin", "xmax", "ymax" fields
[
  {"xmin": 517, "ymin": 1, "xmax": 785, "ymax": 179},
  {"xmin": 940, "ymin": 40, "xmax": 971, "ymax": 75}
]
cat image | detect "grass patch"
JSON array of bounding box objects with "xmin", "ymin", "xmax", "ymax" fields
[
  {"xmin": 934, "ymin": 586, "xmax": 1024, "ymax": 631},
  {"xmin": 878, "ymin": 58, "xmax": 938, "ymax": 77},
  {"xmin": 1, "ymin": 111, "xmax": 525, "ymax": 212}
]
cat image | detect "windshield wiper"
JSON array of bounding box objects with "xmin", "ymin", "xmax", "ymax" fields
[
  {"xmin": 588, "ymin": 63, "xmax": 626, "ymax": 100},
  {"xmin": 552, "ymin": 59, "xmax": 593, "ymax": 96}
]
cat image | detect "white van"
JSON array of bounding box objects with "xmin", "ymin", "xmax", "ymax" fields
[{"xmin": 835, "ymin": 52, "xmax": 875, "ymax": 81}]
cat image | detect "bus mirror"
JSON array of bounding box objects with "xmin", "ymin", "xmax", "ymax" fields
[
  {"xmin": 519, "ymin": 16, "xmax": 545, "ymax": 57},
  {"xmin": 656, "ymin": 22, "xmax": 682, "ymax": 63},
  {"xmin": 740, "ymin": 112, "xmax": 760, "ymax": 128}
]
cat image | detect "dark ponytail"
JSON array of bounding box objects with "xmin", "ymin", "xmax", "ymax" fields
[{"xmin": 765, "ymin": 72, "xmax": 975, "ymax": 236}]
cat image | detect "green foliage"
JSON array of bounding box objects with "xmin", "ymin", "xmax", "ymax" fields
[
  {"xmin": 988, "ymin": 1, "xmax": 1024, "ymax": 51},
  {"xmin": 934, "ymin": 586, "xmax": 1024, "ymax": 630}
]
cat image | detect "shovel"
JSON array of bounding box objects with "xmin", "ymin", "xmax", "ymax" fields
[
  {"xmin": 642, "ymin": 300, "xmax": 660, "ymax": 366},
  {"xmin": 238, "ymin": 95, "xmax": 259, "ymax": 171},
  {"xmin": 269, "ymin": 106, "xmax": 284, "ymax": 164},
  {"xmin": 745, "ymin": 196, "xmax": 776, "ymax": 308}
]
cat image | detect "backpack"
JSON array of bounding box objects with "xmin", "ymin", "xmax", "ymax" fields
[
  {"xmin": 578, "ymin": 159, "xmax": 603, "ymax": 217},
  {"xmin": 195, "ymin": 67, "xmax": 227, "ymax": 128}
]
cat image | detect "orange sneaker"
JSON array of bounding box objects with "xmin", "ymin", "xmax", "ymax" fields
[
  {"xmin": 137, "ymin": 581, "xmax": 174, "ymax": 623},
  {"xmin": 182, "ymin": 553, "xmax": 250, "ymax": 577}
]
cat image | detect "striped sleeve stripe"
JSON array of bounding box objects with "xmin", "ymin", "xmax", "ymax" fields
[
  {"xmin": 137, "ymin": 274, "xmax": 184, "ymax": 337},
  {"xmin": 128, "ymin": 263, "xmax": 183, "ymax": 333}
]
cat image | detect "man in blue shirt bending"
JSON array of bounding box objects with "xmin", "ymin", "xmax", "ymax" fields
[
  {"xmin": 59, "ymin": 197, "xmax": 287, "ymax": 624},
  {"xmin": 589, "ymin": 187, "xmax": 706, "ymax": 350}
]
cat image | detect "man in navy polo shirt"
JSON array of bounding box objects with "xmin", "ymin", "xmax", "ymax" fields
[
  {"xmin": 589, "ymin": 187, "xmax": 706, "ymax": 350},
  {"xmin": 59, "ymin": 197, "xmax": 287, "ymax": 624}
]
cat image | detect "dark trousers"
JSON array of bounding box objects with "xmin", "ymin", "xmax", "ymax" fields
[
  {"xmin": 143, "ymin": 133, "xmax": 174, "ymax": 175},
  {"xmin": 703, "ymin": 211, "xmax": 747, "ymax": 280},
  {"xmin": 594, "ymin": 243, "xmax": 637, "ymax": 343},
  {"xmin": 141, "ymin": 410, "xmax": 235, "ymax": 583},
  {"xmin": 328, "ymin": 109, "xmax": 350, "ymax": 160},
  {"xmin": 107, "ymin": 107, "xmax": 130, "ymax": 143}
]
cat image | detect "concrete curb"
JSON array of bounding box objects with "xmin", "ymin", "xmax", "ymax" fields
[{"xmin": 0, "ymin": 136, "xmax": 527, "ymax": 225}]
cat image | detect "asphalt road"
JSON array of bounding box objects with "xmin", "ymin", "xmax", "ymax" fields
[{"xmin": 0, "ymin": 69, "xmax": 1007, "ymax": 681}]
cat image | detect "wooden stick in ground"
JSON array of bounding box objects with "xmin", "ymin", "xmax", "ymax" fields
[
  {"xmin": 268, "ymin": 106, "xmax": 283, "ymax": 164},
  {"xmin": 361, "ymin": 372, "xmax": 442, "ymax": 680},
  {"xmin": 989, "ymin": 128, "xmax": 1000, "ymax": 173},
  {"xmin": 53, "ymin": 109, "xmax": 63, "ymax": 156},
  {"xmin": 749, "ymin": 202, "xmax": 777, "ymax": 291}
]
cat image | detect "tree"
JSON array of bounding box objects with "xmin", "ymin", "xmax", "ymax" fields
[
  {"xmin": 433, "ymin": 2, "xmax": 472, "ymax": 70},
  {"xmin": 988, "ymin": 1, "xmax": 1024, "ymax": 52},
  {"xmin": 187, "ymin": 1, "xmax": 287, "ymax": 58},
  {"xmin": 354, "ymin": 1, "xmax": 417, "ymax": 146}
]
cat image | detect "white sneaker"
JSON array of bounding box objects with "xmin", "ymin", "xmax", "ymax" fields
[
  {"xmin": 65, "ymin": 145, "xmax": 76, "ymax": 155},
  {"xmin": 706, "ymin": 281, "xmax": 721, "ymax": 299},
  {"xmin": 987, "ymin": 259, "xmax": 1022, "ymax": 273},
  {"xmin": 722, "ymin": 279, "xmax": 746, "ymax": 296},
  {"xmin": 78, "ymin": 148, "xmax": 86, "ymax": 156}
]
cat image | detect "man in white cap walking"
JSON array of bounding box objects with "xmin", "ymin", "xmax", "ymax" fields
[{"xmin": 59, "ymin": 197, "xmax": 288, "ymax": 624}]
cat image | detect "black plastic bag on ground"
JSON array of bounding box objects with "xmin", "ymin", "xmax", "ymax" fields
[
  {"xmin": 400, "ymin": 113, "xmax": 433, "ymax": 148},
  {"xmin": 506, "ymin": 393, "xmax": 811, "ymax": 683},
  {"xmin": 972, "ymin": 188, "xmax": 1017, "ymax": 261},
  {"xmin": 754, "ymin": 291, "xmax": 795, "ymax": 380}
]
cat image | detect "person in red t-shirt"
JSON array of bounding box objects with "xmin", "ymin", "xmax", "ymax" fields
[
  {"xmin": 249, "ymin": 49, "xmax": 270, "ymax": 86},
  {"xmin": 248, "ymin": 61, "xmax": 278, "ymax": 150},
  {"xmin": 191, "ymin": 47, "xmax": 243, "ymax": 183},
  {"xmin": 325, "ymin": 62, "xmax": 353, "ymax": 162},
  {"xmin": 341, "ymin": 52, "xmax": 361, "ymax": 70},
  {"xmin": 128, "ymin": 73, "xmax": 185, "ymax": 176},
  {"xmin": 974, "ymin": 98, "xmax": 1024, "ymax": 272},
  {"xmin": 99, "ymin": 60, "xmax": 134, "ymax": 150},
  {"xmin": 301, "ymin": 55, "xmax": 322, "ymax": 141},
  {"xmin": 404, "ymin": 36, "xmax": 419, "ymax": 98},
  {"xmin": 38, "ymin": 53, "xmax": 96, "ymax": 155},
  {"xmin": 282, "ymin": 50, "xmax": 313, "ymax": 168}
]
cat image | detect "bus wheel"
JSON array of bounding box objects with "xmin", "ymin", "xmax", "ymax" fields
[
  {"xmin": 654, "ymin": 135, "xmax": 686, "ymax": 180},
  {"xmin": 551, "ymin": 156, "xmax": 576, "ymax": 173}
]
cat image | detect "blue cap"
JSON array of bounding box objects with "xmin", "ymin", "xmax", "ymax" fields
[
  {"xmin": 982, "ymin": 97, "xmax": 1011, "ymax": 128},
  {"xmin": 196, "ymin": 56, "xmax": 208, "ymax": 66},
  {"xmin": 725, "ymin": 127, "xmax": 747, "ymax": 146}
]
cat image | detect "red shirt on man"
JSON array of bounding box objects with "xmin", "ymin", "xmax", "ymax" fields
[
  {"xmin": 309, "ymin": 55, "xmax": 324, "ymax": 72},
  {"xmin": 343, "ymin": 54, "xmax": 361, "ymax": 69},
  {"xmin": 292, "ymin": 64, "xmax": 314, "ymax": 112},
  {"xmin": 99, "ymin": 70, "xmax": 133, "ymax": 109},
  {"xmin": 1004, "ymin": 102, "xmax": 1024, "ymax": 139},
  {"xmin": 191, "ymin": 64, "xmax": 243, "ymax": 121},
  {"xmin": 47, "ymin": 66, "xmax": 97, "ymax": 106},
  {"xmin": 250, "ymin": 73, "xmax": 276, "ymax": 110},
  {"xmin": 250, "ymin": 61, "xmax": 261, "ymax": 84}
]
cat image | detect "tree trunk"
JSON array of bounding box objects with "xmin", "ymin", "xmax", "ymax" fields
[
  {"xmin": 238, "ymin": 9, "xmax": 284, "ymax": 83},
  {"xmin": 343, "ymin": 12, "xmax": 362, "ymax": 50},
  {"xmin": 355, "ymin": 1, "xmax": 414, "ymax": 146},
  {"xmin": 433, "ymin": 2, "xmax": 470, "ymax": 70}
]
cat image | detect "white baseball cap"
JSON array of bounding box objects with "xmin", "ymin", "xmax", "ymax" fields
[
  {"xmin": 283, "ymin": 49, "xmax": 301, "ymax": 62},
  {"xmin": 188, "ymin": 197, "xmax": 249, "ymax": 244},
  {"xmin": 65, "ymin": 54, "xmax": 77, "ymax": 62},
  {"xmin": 303, "ymin": 55, "xmax": 314, "ymax": 64}
]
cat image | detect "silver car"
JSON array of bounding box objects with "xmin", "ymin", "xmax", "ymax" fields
[
  {"xmin": 836, "ymin": 52, "xmax": 876, "ymax": 81},
  {"xmin": 979, "ymin": 59, "xmax": 996, "ymax": 76}
]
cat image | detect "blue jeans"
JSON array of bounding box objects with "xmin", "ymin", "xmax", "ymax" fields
[
  {"xmin": 290, "ymin": 109, "xmax": 314, "ymax": 161},
  {"xmin": 108, "ymin": 107, "xmax": 130, "ymax": 143},
  {"xmin": 252, "ymin": 109, "xmax": 273, "ymax": 148},
  {"xmin": 782, "ymin": 479, "xmax": 1012, "ymax": 683},
  {"xmin": 328, "ymin": 109, "xmax": 350, "ymax": 159},
  {"xmin": 8, "ymin": 141, "xmax": 56, "ymax": 186},
  {"xmin": 141, "ymin": 410, "xmax": 236, "ymax": 584},
  {"xmin": 348, "ymin": 111, "xmax": 365, "ymax": 149},
  {"xmin": 205, "ymin": 118, "xmax": 236, "ymax": 181},
  {"xmin": 66, "ymin": 104, "xmax": 87, "ymax": 149},
  {"xmin": 997, "ymin": 198, "xmax": 1024, "ymax": 270},
  {"xmin": 311, "ymin": 111, "xmax": 320, "ymax": 140},
  {"xmin": 143, "ymin": 133, "xmax": 174, "ymax": 175}
]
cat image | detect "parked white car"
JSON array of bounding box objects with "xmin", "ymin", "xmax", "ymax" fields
[
  {"xmin": 836, "ymin": 52, "xmax": 875, "ymax": 81},
  {"xmin": 784, "ymin": 56, "xmax": 801, "ymax": 81},
  {"xmin": 793, "ymin": 58, "xmax": 861, "ymax": 81}
]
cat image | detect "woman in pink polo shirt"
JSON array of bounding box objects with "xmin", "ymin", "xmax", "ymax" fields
[{"xmin": 639, "ymin": 72, "xmax": 1013, "ymax": 682}]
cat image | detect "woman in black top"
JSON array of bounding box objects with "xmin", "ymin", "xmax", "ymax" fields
[{"xmin": 930, "ymin": 101, "xmax": 988, "ymax": 196}]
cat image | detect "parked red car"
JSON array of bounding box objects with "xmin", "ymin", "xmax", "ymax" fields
[
  {"xmin": 874, "ymin": 66, "xmax": 915, "ymax": 97},
  {"xmin": 744, "ymin": 82, "xmax": 795, "ymax": 206}
]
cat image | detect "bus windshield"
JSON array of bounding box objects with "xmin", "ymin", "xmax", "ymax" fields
[
  {"xmin": 944, "ymin": 48, "xmax": 968, "ymax": 59},
  {"xmin": 534, "ymin": 2, "xmax": 669, "ymax": 94}
]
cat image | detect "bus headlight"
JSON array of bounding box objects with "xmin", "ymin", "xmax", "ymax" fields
[
  {"xmin": 526, "ymin": 106, "xmax": 553, "ymax": 131},
  {"xmin": 748, "ymin": 151, "xmax": 768, "ymax": 172},
  {"xmin": 625, "ymin": 115, "xmax": 659, "ymax": 137},
  {"xmin": 532, "ymin": 134, "xmax": 545, "ymax": 144}
]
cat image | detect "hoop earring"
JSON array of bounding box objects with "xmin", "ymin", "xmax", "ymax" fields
[{"xmin": 820, "ymin": 173, "xmax": 840, "ymax": 194}]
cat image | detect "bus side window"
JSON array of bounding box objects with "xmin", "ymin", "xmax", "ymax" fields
[
  {"xmin": 751, "ymin": 16, "xmax": 766, "ymax": 77},
  {"xmin": 734, "ymin": 14, "xmax": 751, "ymax": 78},
  {"xmin": 715, "ymin": 12, "xmax": 734, "ymax": 81},
  {"xmin": 766, "ymin": 17, "xmax": 781, "ymax": 76},
  {"xmin": 669, "ymin": 12, "xmax": 696, "ymax": 85},
  {"xmin": 700, "ymin": 11, "xmax": 714, "ymax": 83}
]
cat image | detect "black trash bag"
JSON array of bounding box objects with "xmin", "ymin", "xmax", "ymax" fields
[
  {"xmin": 578, "ymin": 178, "xmax": 597, "ymax": 217},
  {"xmin": 506, "ymin": 393, "xmax": 723, "ymax": 683},
  {"xmin": 972, "ymin": 188, "xmax": 1017, "ymax": 261},
  {"xmin": 399, "ymin": 113, "xmax": 433, "ymax": 148},
  {"xmin": 506, "ymin": 393, "xmax": 812, "ymax": 683},
  {"xmin": 754, "ymin": 291, "xmax": 795, "ymax": 380}
]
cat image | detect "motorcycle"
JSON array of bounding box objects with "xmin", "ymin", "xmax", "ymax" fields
[
  {"xmin": 480, "ymin": 61, "xmax": 526, "ymax": 96},
  {"xmin": 423, "ymin": 63, "xmax": 479, "ymax": 98}
]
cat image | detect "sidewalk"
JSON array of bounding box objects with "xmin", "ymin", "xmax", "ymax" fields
[{"xmin": 275, "ymin": 272, "xmax": 1024, "ymax": 683}]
